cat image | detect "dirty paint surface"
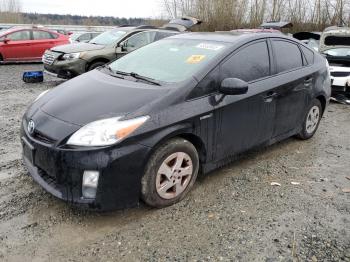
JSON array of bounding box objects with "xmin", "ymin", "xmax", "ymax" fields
[{"xmin": 0, "ymin": 64, "xmax": 349, "ymax": 261}]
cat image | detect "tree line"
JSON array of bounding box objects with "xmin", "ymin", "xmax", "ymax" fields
[
  {"xmin": 0, "ymin": 0, "xmax": 349, "ymax": 32},
  {"xmin": 163, "ymin": 0, "xmax": 350, "ymax": 32}
]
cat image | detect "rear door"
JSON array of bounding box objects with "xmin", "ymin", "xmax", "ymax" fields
[
  {"xmin": 1, "ymin": 29, "xmax": 32, "ymax": 61},
  {"xmin": 270, "ymin": 39, "xmax": 312, "ymax": 138},
  {"xmin": 214, "ymin": 40, "xmax": 277, "ymax": 160},
  {"xmin": 31, "ymin": 30, "xmax": 58, "ymax": 59}
]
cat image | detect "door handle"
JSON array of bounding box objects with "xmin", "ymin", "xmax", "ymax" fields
[{"xmin": 263, "ymin": 91, "xmax": 278, "ymax": 103}]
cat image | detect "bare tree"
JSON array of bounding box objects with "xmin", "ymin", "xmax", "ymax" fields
[
  {"xmin": 0, "ymin": 0, "xmax": 22, "ymax": 23},
  {"xmin": 162, "ymin": 0, "xmax": 350, "ymax": 32}
]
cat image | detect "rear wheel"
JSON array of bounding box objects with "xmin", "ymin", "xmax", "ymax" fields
[
  {"xmin": 141, "ymin": 138, "xmax": 199, "ymax": 208},
  {"xmin": 297, "ymin": 99, "xmax": 322, "ymax": 140},
  {"xmin": 88, "ymin": 61, "xmax": 107, "ymax": 71}
]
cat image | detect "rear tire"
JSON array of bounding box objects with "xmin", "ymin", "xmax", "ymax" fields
[
  {"xmin": 88, "ymin": 61, "xmax": 107, "ymax": 71},
  {"xmin": 141, "ymin": 138, "xmax": 199, "ymax": 208},
  {"xmin": 297, "ymin": 99, "xmax": 323, "ymax": 140}
]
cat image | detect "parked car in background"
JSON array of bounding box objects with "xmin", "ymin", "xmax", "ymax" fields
[
  {"xmin": 22, "ymin": 32, "xmax": 330, "ymax": 211},
  {"xmin": 69, "ymin": 31, "xmax": 101, "ymax": 43},
  {"xmin": 230, "ymin": 28, "xmax": 281, "ymax": 34},
  {"xmin": 0, "ymin": 26, "xmax": 69, "ymax": 62},
  {"xmin": 42, "ymin": 17, "xmax": 201, "ymax": 79},
  {"xmin": 319, "ymin": 26, "xmax": 350, "ymax": 99},
  {"xmin": 293, "ymin": 32, "xmax": 321, "ymax": 51}
]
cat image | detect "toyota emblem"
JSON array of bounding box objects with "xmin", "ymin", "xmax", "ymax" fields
[{"xmin": 27, "ymin": 120, "xmax": 35, "ymax": 134}]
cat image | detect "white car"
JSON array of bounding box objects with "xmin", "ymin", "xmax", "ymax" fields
[
  {"xmin": 324, "ymin": 48, "xmax": 350, "ymax": 95},
  {"xmin": 319, "ymin": 27, "xmax": 350, "ymax": 99}
]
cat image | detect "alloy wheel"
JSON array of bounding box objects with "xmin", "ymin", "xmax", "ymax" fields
[
  {"xmin": 156, "ymin": 152, "xmax": 193, "ymax": 200},
  {"xmin": 306, "ymin": 105, "xmax": 320, "ymax": 134}
]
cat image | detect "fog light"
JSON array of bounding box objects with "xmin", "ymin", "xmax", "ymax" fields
[{"xmin": 82, "ymin": 171, "xmax": 100, "ymax": 199}]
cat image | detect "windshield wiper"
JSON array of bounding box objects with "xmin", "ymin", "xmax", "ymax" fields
[
  {"xmin": 104, "ymin": 65, "xmax": 124, "ymax": 79},
  {"xmin": 105, "ymin": 68, "xmax": 161, "ymax": 86},
  {"xmin": 129, "ymin": 72, "xmax": 161, "ymax": 86}
]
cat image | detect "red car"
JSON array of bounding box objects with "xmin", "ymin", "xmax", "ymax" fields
[{"xmin": 0, "ymin": 27, "xmax": 69, "ymax": 62}]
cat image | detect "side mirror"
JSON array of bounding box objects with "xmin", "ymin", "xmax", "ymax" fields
[
  {"xmin": 119, "ymin": 41, "xmax": 128, "ymax": 52},
  {"xmin": 219, "ymin": 78, "xmax": 248, "ymax": 95},
  {"xmin": 1, "ymin": 38, "xmax": 9, "ymax": 44}
]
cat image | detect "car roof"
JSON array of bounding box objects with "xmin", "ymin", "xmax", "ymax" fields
[{"xmin": 170, "ymin": 31, "xmax": 288, "ymax": 43}]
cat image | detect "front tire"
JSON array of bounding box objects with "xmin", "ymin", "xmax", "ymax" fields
[
  {"xmin": 297, "ymin": 99, "xmax": 323, "ymax": 140},
  {"xmin": 141, "ymin": 138, "xmax": 199, "ymax": 208},
  {"xmin": 88, "ymin": 61, "xmax": 107, "ymax": 71}
]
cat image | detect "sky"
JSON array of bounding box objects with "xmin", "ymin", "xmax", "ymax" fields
[{"xmin": 21, "ymin": 0, "xmax": 164, "ymax": 18}]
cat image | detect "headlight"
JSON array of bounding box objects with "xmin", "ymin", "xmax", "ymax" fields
[
  {"xmin": 67, "ymin": 116, "xmax": 149, "ymax": 146},
  {"xmin": 34, "ymin": 90, "xmax": 49, "ymax": 102},
  {"xmin": 62, "ymin": 52, "xmax": 81, "ymax": 60}
]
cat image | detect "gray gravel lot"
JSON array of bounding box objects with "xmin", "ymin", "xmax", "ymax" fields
[{"xmin": 0, "ymin": 64, "xmax": 349, "ymax": 262}]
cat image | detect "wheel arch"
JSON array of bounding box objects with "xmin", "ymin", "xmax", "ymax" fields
[
  {"xmin": 315, "ymin": 94, "xmax": 327, "ymax": 116},
  {"xmin": 86, "ymin": 57, "xmax": 110, "ymax": 71},
  {"xmin": 142, "ymin": 127, "xmax": 208, "ymax": 173},
  {"xmin": 0, "ymin": 52, "xmax": 3, "ymax": 61}
]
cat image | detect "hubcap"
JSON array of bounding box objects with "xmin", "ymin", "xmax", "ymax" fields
[
  {"xmin": 306, "ymin": 106, "xmax": 320, "ymax": 134},
  {"xmin": 156, "ymin": 152, "xmax": 193, "ymax": 200}
]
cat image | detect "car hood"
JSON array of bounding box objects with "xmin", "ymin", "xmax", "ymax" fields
[
  {"xmin": 50, "ymin": 42, "xmax": 105, "ymax": 53},
  {"xmin": 37, "ymin": 70, "xmax": 171, "ymax": 126}
]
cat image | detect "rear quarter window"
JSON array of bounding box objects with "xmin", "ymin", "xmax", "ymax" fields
[
  {"xmin": 272, "ymin": 40, "xmax": 303, "ymax": 73},
  {"xmin": 300, "ymin": 45, "xmax": 314, "ymax": 65}
]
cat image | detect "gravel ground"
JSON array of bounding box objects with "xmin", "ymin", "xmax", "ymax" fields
[{"xmin": 0, "ymin": 64, "xmax": 349, "ymax": 262}]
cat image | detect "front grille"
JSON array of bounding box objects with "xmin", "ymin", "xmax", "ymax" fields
[
  {"xmin": 330, "ymin": 71, "xmax": 350, "ymax": 77},
  {"xmin": 42, "ymin": 52, "xmax": 59, "ymax": 65}
]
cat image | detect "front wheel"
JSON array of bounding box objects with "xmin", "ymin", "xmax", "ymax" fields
[
  {"xmin": 141, "ymin": 138, "xmax": 199, "ymax": 208},
  {"xmin": 297, "ymin": 99, "xmax": 323, "ymax": 140},
  {"xmin": 88, "ymin": 61, "xmax": 107, "ymax": 71}
]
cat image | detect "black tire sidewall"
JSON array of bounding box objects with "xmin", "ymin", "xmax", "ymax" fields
[
  {"xmin": 141, "ymin": 138, "xmax": 199, "ymax": 208},
  {"xmin": 88, "ymin": 61, "xmax": 106, "ymax": 71},
  {"xmin": 298, "ymin": 99, "xmax": 323, "ymax": 140}
]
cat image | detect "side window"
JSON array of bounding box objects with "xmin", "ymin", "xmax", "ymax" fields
[
  {"xmin": 272, "ymin": 40, "xmax": 303, "ymax": 73},
  {"xmin": 221, "ymin": 41, "xmax": 270, "ymax": 82},
  {"xmin": 125, "ymin": 31, "xmax": 156, "ymax": 51},
  {"xmin": 33, "ymin": 30, "xmax": 54, "ymax": 40},
  {"xmin": 300, "ymin": 45, "xmax": 314, "ymax": 65},
  {"xmin": 7, "ymin": 30, "xmax": 31, "ymax": 41},
  {"xmin": 0, "ymin": 36, "xmax": 4, "ymax": 41},
  {"xmin": 155, "ymin": 31, "xmax": 176, "ymax": 41},
  {"xmin": 188, "ymin": 66, "xmax": 220, "ymax": 99},
  {"xmin": 78, "ymin": 33, "xmax": 91, "ymax": 42}
]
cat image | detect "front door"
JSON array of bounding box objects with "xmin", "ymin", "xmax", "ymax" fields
[
  {"xmin": 2, "ymin": 30, "xmax": 32, "ymax": 61},
  {"xmin": 214, "ymin": 40, "xmax": 277, "ymax": 160},
  {"xmin": 116, "ymin": 31, "xmax": 156, "ymax": 59}
]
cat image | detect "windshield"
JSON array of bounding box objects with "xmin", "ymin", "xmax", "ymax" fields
[
  {"xmin": 89, "ymin": 30, "xmax": 126, "ymax": 45},
  {"xmin": 108, "ymin": 39, "xmax": 229, "ymax": 83},
  {"xmin": 323, "ymin": 48, "xmax": 350, "ymax": 57}
]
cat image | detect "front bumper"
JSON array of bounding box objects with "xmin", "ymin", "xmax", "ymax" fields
[
  {"xmin": 330, "ymin": 76, "xmax": 350, "ymax": 95},
  {"xmin": 44, "ymin": 58, "xmax": 87, "ymax": 79},
  {"xmin": 20, "ymin": 123, "xmax": 151, "ymax": 211}
]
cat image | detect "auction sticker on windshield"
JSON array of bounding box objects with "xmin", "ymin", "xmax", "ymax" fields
[
  {"xmin": 186, "ymin": 55, "xmax": 206, "ymax": 64},
  {"xmin": 196, "ymin": 43, "xmax": 224, "ymax": 51}
]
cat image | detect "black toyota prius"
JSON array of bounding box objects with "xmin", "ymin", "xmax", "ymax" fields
[{"xmin": 21, "ymin": 32, "xmax": 331, "ymax": 211}]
